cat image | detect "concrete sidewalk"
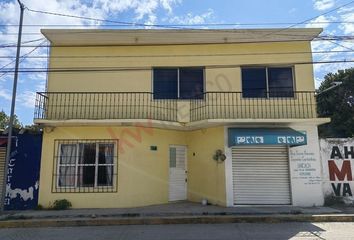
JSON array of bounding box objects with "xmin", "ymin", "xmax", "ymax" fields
[{"xmin": 0, "ymin": 202, "xmax": 352, "ymax": 228}]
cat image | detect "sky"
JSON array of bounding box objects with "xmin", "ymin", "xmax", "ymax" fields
[{"xmin": 0, "ymin": 0, "xmax": 353, "ymax": 125}]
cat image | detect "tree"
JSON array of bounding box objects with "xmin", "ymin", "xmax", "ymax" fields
[
  {"xmin": 317, "ymin": 68, "xmax": 354, "ymax": 137},
  {"xmin": 0, "ymin": 110, "xmax": 22, "ymax": 130}
]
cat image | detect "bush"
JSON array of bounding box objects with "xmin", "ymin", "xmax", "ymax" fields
[
  {"xmin": 324, "ymin": 194, "xmax": 344, "ymax": 206},
  {"xmin": 51, "ymin": 199, "xmax": 72, "ymax": 210},
  {"xmin": 35, "ymin": 204, "xmax": 44, "ymax": 210}
]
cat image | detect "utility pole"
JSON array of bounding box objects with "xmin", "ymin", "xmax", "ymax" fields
[{"xmin": 1, "ymin": 0, "xmax": 25, "ymax": 212}]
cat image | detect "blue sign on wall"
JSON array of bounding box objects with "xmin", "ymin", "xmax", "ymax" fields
[
  {"xmin": 228, "ymin": 128, "xmax": 307, "ymax": 147},
  {"xmin": 2, "ymin": 133, "xmax": 42, "ymax": 210}
]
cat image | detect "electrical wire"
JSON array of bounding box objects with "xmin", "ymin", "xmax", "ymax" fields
[
  {"xmin": 0, "ymin": 60, "xmax": 352, "ymax": 74},
  {"xmin": 0, "ymin": 3, "xmax": 351, "ymax": 77},
  {"xmin": 0, "ymin": 40, "xmax": 47, "ymax": 78},
  {"xmin": 25, "ymin": 0, "xmax": 354, "ymax": 32},
  {"xmin": 260, "ymin": 0, "xmax": 354, "ymax": 38},
  {"xmin": 324, "ymin": 39, "xmax": 354, "ymax": 51},
  {"xmin": 25, "ymin": 7, "xmax": 184, "ymax": 29},
  {"xmin": 0, "ymin": 50, "xmax": 352, "ymax": 59},
  {"xmin": 0, "ymin": 38, "xmax": 45, "ymax": 47},
  {"xmin": 0, "ymin": 37, "xmax": 353, "ymax": 49},
  {"xmin": 1, "ymin": 21, "xmax": 354, "ymax": 28},
  {"xmin": 0, "ymin": 0, "xmax": 350, "ymax": 47}
]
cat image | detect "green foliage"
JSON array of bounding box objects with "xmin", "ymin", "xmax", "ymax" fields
[
  {"xmin": 23, "ymin": 124, "xmax": 42, "ymax": 133},
  {"xmin": 35, "ymin": 204, "xmax": 44, "ymax": 210},
  {"xmin": 0, "ymin": 110, "xmax": 22, "ymax": 130},
  {"xmin": 51, "ymin": 199, "xmax": 72, "ymax": 210},
  {"xmin": 324, "ymin": 194, "xmax": 344, "ymax": 206},
  {"xmin": 317, "ymin": 68, "xmax": 354, "ymax": 137}
]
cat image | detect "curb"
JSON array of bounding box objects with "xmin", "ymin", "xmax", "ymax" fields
[{"xmin": 0, "ymin": 214, "xmax": 353, "ymax": 228}]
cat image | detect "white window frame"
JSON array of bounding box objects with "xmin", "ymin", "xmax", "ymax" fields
[{"xmin": 57, "ymin": 141, "xmax": 116, "ymax": 189}]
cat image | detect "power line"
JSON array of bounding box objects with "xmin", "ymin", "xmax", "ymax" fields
[
  {"xmin": 1, "ymin": 31, "xmax": 353, "ymax": 49},
  {"xmin": 0, "ymin": 31, "xmax": 335, "ymax": 35},
  {"xmin": 0, "ymin": 4, "xmax": 350, "ymax": 74},
  {"xmin": 1, "ymin": 21, "xmax": 354, "ymax": 27},
  {"xmin": 0, "ymin": 50, "xmax": 352, "ymax": 59},
  {"xmin": 0, "ymin": 60, "xmax": 352, "ymax": 74},
  {"xmin": 0, "ymin": 37, "xmax": 353, "ymax": 49},
  {"xmin": 25, "ymin": 1, "xmax": 354, "ymax": 33},
  {"xmin": 1, "ymin": 28, "xmax": 353, "ymax": 43},
  {"xmin": 1, "ymin": 0, "xmax": 349, "ymax": 52},
  {"xmin": 261, "ymin": 0, "xmax": 354, "ymax": 38},
  {"xmin": 1, "ymin": 31, "xmax": 354, "ymax": 39},
  {"xmin": 0, "ymin": 38, "xmax": 45, "ymax": 48},
  {"xmin": 0, "ymin": 40, "xmax": 47, "ymax": 78},
  {"xmin": 318, "ymin": 35, "xmax": 354, "ymax": 40},
  {"xmin": 25, "ymin": 7, "xmax": 185, "ymax": 29},
  {"xmin": 325, "ymin": 39, "xmax": 354, "ymax": 51}
]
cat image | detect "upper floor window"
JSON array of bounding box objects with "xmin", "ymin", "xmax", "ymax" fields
[
  {"xmin": 242, "ymin": 67, "xmax": 294, "ymax": 98},
  {"xmin": 153, "ymin": 67, "xmax": 204, "ymax": 99}
]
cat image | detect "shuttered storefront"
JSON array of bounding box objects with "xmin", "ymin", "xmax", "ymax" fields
[
  {"xmin": 232, "ymin": 145, "xmax": 291, "ymax": 205},
  {"xmin": 0, "ymin": 147, "xmax": 5, "ymax": 199}
]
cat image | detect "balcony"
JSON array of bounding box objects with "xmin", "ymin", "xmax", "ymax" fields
[
  {"xmin": 190, "ymin": 91, "xmax": 317, "ymax": 121},
  {"xmin": 34, "ymin": 92, "xmax": 178, "ymax": 122},
  {"xmin": 34, "ymin": 91, "xmax": 318, "ymax": 124}
]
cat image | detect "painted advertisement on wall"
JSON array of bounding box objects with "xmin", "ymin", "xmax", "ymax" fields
[
  {"xmin": 0, "ymin": 133, "xmax": 42, "ymax": 210},
  {"xmin": 320, "ymin": 138, "xmax": 354, "ymax": 203}
]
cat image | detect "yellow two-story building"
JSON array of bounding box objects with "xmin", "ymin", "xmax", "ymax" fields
[{"xmin": 35, "ymin": 29, "xmax": 330, "ymax": 208}]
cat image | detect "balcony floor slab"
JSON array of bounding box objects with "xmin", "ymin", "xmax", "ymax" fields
[{"xmin": 34, "ymin": 117, "xmax": 330, "ymax": 131}]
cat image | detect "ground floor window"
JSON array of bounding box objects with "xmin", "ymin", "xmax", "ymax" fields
[{"xmin": 53, "ymin": 139, "xmax": 118, "ymax": 193}]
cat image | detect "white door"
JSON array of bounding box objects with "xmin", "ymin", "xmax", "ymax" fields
[
  {"xmin": 169, "ymin": 145, "xmax": 187, "ymax": 201},
  {"xmin": 232, "ymin": 145, "xmax": 291, "ymax": 205}
]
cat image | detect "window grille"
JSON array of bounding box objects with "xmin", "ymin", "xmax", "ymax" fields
[{"xmin": 53, "ymin": 139, "xmax": 118, "ymax": 193}]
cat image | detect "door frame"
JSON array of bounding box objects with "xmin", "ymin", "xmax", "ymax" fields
[{"xmin": 168, "ymin": 144, "xmax": 188, "ymax": 201}]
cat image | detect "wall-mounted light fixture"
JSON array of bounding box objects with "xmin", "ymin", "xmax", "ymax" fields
[{"xmin": 213, "ymin": 149, "xmax": 226, "ymax": 162}]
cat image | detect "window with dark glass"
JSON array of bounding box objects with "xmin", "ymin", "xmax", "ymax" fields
[
  {"xmin": 242, "ymin": 67, "xmax": 294, "ymax": 98},
  {"xmin": 241, "ymin": 68, "xmax": 267, "ymax": 98},
  {"xmin": 268, "ymin": 68, "xmax": 294, "ymax": 97},
  {"xmin": 56, "ymin": 140, "xmax": 116, "ymax": 192},
  {"xmin": 153, "ymin": 68, "xmax": 178, "ymax": 99},
  {"xmin": 153, "ymin": 68, "xmax": 204, "ymax": 99}
]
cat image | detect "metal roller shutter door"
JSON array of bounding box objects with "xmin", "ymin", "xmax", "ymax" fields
[{"xmin": 232, "ymin": 145, "xmax": 291, "ymax": 205}]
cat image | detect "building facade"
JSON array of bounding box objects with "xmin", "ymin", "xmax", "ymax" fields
[{"xmin": 35, "ymin": 29, "xmax": 330, "ymax": 208}]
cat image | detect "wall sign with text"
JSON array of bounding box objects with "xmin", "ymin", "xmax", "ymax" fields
[
  {"xmin": 228, "ymin": 128, "xmax": 307, "ymax": 147},
  {"xmin": 320, "ymin": 139, "xmax": 354, "ymax": 201}
]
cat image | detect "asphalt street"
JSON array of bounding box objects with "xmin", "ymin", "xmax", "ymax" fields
[{"xmin": 0, "ymin": 222, "xmax": 353, "ymax": 240}]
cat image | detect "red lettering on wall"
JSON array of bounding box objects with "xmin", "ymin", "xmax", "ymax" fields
[{"xmin": 328, "ymin": 160, "xmax": 353, "ymax": 181}]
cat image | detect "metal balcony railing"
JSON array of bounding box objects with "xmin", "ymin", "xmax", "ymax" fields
[
  {"xmin": 189, "ymin": 91, "xmax": 317, "ymax": 121},
  {"xmin": 34, "ymin": 91, "xmax": 317, "ymax": 123},
  {"xmin": 34, "ymin": 92, "xmax": 178, "ymax": 122}
]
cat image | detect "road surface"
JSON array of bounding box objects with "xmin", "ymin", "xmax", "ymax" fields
[{"xmin": 0, "ymin": 222, "xmax": 353, "ymax": 240}]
